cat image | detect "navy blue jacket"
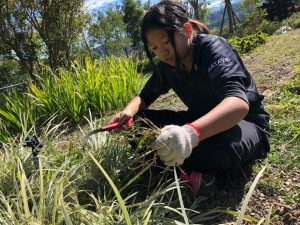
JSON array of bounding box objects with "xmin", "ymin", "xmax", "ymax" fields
[{"xmin": 139, "ymin": 34, "xmax": 270, "ymax": 131}]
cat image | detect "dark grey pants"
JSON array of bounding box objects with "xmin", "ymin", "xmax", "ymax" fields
[{"xmin": 135, "ymin": 109, "xmax": 270, "ymax": 173}]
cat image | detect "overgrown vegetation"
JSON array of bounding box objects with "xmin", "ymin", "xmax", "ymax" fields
[
  {"xmin": 0, "ymin": 57, "xmax": 147, "ymax": 142},
  {"xmin": 282, "ymin": 12, "xmax": 300, "ymax": 29},
  {"xmin": 228, "ymin": 32, "xmax": 268, "ymax": 54},
  {"xmin": 225, "ymin": 11, "xmax": 300, "ymax": 54},
  {"xmin": 0, "ymin": 113, "xmax": 221, "ymax": 224}
]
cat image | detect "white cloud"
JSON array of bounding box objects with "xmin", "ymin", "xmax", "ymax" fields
[{"xmin": 85, "ymin": 0, "xmax": 115, "ymax": 10}]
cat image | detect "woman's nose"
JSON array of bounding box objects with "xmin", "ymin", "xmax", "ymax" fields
[{"xmin": 160, "ymin": 47, "xmax": 169, "ymax": 56}]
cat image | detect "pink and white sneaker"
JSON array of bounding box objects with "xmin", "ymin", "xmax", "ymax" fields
[{"xmin": 180, "ymin": 170, "xmax": 202, "ymax": 194}]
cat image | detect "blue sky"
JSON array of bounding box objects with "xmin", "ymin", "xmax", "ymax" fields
[{"xmin": 85, "ymin": 0, "xmax": 225, "ymax": 12}]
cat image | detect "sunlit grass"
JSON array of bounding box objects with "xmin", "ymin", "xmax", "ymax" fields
[
  {"xmin": 29, "ymin": 57, "xmax": 146, "ymax": 122},
  {"xmin": 0, "ymin": 56, "xmax": 147, "ymax": 142},
  {"xmin": 0, "ymin": 114, "xmax": 219, "ymax": 224}
]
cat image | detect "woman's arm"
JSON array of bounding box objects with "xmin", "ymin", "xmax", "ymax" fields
[
  {"xmin": 151, "ymin": 96, "xmax": 249, "ymax": 166},
  {"xmin": 123, "ymin": 96, "xmax": 147, "ymax": 116},
  {"xmin": 191, "ymin": 96, "xmax": 249, "ymax": 141},
  {"xmin": 109, "ymin": 96, "xmax": 146, "ymax": 125}
]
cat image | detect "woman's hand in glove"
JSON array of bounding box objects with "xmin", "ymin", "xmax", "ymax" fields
[{"xmin": 151, "ymin": 124, "xmax": 201, "ymax": 166}]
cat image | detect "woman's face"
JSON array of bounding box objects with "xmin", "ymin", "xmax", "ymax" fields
[{"xmin": 146, "ymin": 27, "xmax": 193, "ymax": 67}]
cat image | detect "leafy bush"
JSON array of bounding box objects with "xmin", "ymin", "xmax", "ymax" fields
[
  {"xmin": 259, "ymin": 20, "xmax": 282, "ymax": 35},
  {"xmin": 257, "ymin": 12, "xmax": 300, "ymax": 35},
  {"xmin": 236, "ymin": 3, "xmax": 268, "ymax": 36},
  {"xmin": 240, "ymin": 13, "xmax": 300, "ymax": 36},
  {"xmin": 0, "ymin": 60, "xmax": 18, "ymax": 80},
  {"xmin": 228, "ymin": 32, "xmax": 268, "ymax": 54},
  {"xmin": 282, "ymin": 12, "xmax": 300, "ymax": 29},
  {"xmin": 235, "ymin": 1, "xmax": 299, "ymax": 36}
]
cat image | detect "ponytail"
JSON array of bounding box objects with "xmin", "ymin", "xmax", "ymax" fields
[{"xmin": 189, "ymin": 19, "xmax": 210, "ymax": 34}]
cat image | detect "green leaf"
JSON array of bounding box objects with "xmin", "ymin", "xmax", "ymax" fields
[
  {"xmin": 89, "ymin": 153, "xmax": 132, "ymax": 225},
  {"xmin": 0, "ymin": 108, "xmax": 21, "ymax": 128},
  {"xmin": 236, "ymin": 165, "xmax": 267, "ymax": 225}
]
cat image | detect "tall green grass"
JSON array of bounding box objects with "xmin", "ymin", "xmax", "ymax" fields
[
  {"xmin": 0, "ymin": 90, "xmax": 34, "ymax": 143},
  {"xmin": 29, "ymin": 57, "xmax": 146, "ymax": 122},
  {"xmin": 0, "ymin": 57, "xmax": 147, "ymax": 143}
]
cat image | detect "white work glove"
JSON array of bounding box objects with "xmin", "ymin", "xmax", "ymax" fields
[{"xmin": 151, "ymin": 124, "xmax": 201, "ymax": 166}]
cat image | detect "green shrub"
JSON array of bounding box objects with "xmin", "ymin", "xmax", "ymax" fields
[
  {"xmin": 250, "ymin": 12, "xmax": 300, "ymax": 35},
  {"xmin": 228, "ymin": 32, "xmax": 268, "ymax": 54},
  {"xmin": 282, "ymin": 12, "xmax": 300, "ymax": 29},
  {"xmin": 236, "ymin": 4, "xmax": 268, "ymax": 36},
  {"xmin": 259, "ymin": 20, "xmax": 282, "ymax": 35}
]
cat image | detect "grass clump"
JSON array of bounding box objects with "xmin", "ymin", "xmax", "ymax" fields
[
  {"xmin": 0, "ymin": 56, "xmax": 148, "ymax": 143},
  {"xmin": 0, "ymin": 115, "xmax": 213, "ymax": 224}
]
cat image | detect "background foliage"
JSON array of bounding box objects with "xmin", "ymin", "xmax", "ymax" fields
[
  {"xmin": 0, "ymin": 57, "xmax": 146, "ymax": 141},
  {"xmin": 0, "ymin": 0, "xmax": 299, "ymax": 86}
]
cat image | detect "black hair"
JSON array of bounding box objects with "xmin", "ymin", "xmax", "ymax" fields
[{"xmin": 141, "ymin": 0, "xmax": 209, "ymax": 82}]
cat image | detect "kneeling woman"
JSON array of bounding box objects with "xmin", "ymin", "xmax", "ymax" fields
[{"xmin": 108, "ymin": 0, "xmax": 270, "ymax": 193}]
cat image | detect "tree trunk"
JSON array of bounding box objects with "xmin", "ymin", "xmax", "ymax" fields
[
  {"xmin": 225, "ymin": 0, "xmax": 234, "ymax": 34},
  {"xmin": 14, "ymin": 49, "xmax": 36, "ymax": 81},
  {"xmin": 82, "ymin": 33, "xmax": 93, "ymax": 59},
  {"xmin": 189, "ymin": 1, "xmax": 200, "ymax": 20}
]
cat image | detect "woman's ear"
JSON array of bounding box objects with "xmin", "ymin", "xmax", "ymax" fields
[{"xmin": 184, "ymin": 22, "xmax": 193, "ymax": 36}]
